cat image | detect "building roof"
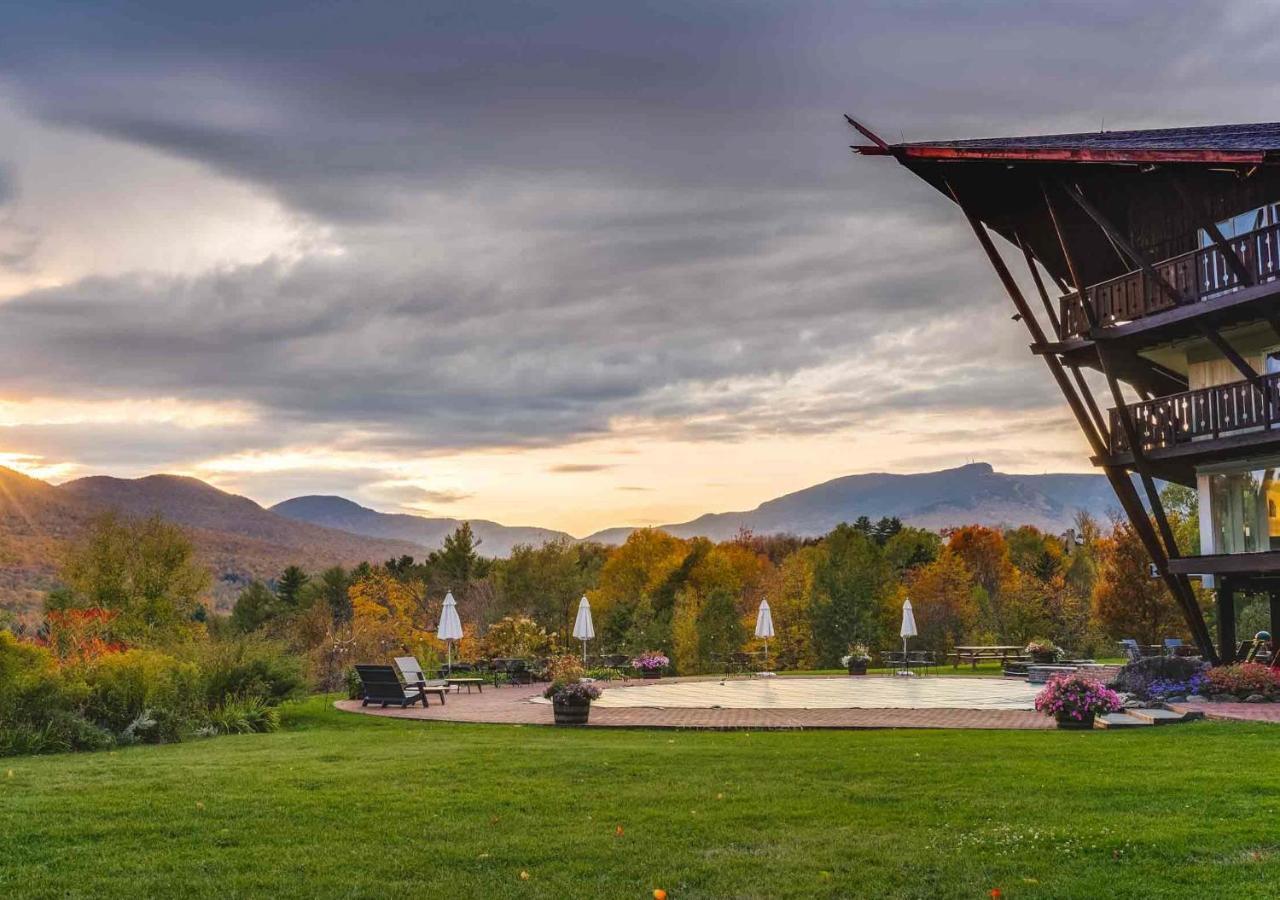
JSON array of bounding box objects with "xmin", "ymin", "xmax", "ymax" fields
[{"xmin": 852, "ymin": 120, "xmax": 1280, "ymax": 165}]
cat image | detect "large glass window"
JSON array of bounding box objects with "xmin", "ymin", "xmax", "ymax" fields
[
  {"xmin": 1200, "ymin": 203, "xmax": 1280, "ymax": 247},
  {"xmin": 1208, "ymin": 466, "xmax": 1280, "ymax": 554}
]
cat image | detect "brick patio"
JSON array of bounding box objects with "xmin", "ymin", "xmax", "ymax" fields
[
  {"xmin": 336, "ymin": 676, "xmax": 1056, "ymax": 730},
  {"xmin": 1167, "ymin": 701, "xmax": 1280, "ymax": 724}
]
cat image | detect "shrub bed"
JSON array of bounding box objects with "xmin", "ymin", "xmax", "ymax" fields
[
  {"xmin": 1109, "ymin": 656, "xmax": 1208, "ymax": 701},
  {"xmin": 1204, "ymin": 663, "xmax": 1280, "ymax": 699},
  {"xmin": 0, "ymin": 630, "xmax": 305, "ymax": 757}
]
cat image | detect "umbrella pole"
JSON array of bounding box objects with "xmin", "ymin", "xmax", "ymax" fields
[{"xmin": 582, "ymin": 639, "xmax": 587, "ymax": 666}]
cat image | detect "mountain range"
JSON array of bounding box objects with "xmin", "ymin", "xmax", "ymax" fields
[{"xmin": 0, "ymin": 462, "xmax": 1124, "ymax": 616}]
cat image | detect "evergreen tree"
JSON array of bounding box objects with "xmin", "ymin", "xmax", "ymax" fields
[
  {"xmin": 275, "ymin": 565, "xmax": 310, "ymax": 609},
  {"xmin": 438, "ymin": 522, "xmax": 480, "ymax": 585},
  {"xmin": 317, "ymin": 566, "xmax": 353, "ymax": 622},
  {"xmin": 231, "ymin": 581, "xmax": 279, "ymax": 633}
]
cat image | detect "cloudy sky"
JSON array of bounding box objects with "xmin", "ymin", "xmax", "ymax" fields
[{"xmin": 0, "ymin": 1, "xmax": 1276, "ymax": 535}]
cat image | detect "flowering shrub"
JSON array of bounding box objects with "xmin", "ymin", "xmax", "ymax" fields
[
  {"xmin": 1034, "ymin": 673, "xmax": 1123, "ymax": 721},
  {"xmin": 1024, "ymin": 639, "xmax": 1059, "ymax": 658},
  {"xmin": 38, "ymin": 608, "xmax": 126, "ymax": 665},
  {"xmin": 1205, "ymin": 663, "xmax": 1280, "ymax": 698},
  {"xmin": 1110, "ymin": 656, "xmax": 1206, "ymax": 700},
  {"xmin": 544, "ymin": 655, "xmax": 585, "ymax": 685},
  {"xmin": 544, "ymin": 680, "xmax": 602, "ymax": 704},
  {"xmin": 1145, "ymin": 672, "xmax": 1209, "ymax": 699},
  {"xmin": 632, "ymin": 652, "xmax": 669, "ymax": 672},
  {"xmin": 841, "ymin": 644, "xmax": 871, "ymax": 666}
]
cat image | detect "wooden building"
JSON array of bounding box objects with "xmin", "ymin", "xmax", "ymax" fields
[{"xmin": 850, "ymin": 119, "xmax": 1280, "ymax": 663}]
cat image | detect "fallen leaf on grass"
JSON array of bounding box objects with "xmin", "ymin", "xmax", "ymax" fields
[
  {"xmin": 615, "ymin": 826, "xmax": 624, "ymax": 837},
  {"xmin": 519, "ymin": 871, "xmax": 530, "ymax": 881}
]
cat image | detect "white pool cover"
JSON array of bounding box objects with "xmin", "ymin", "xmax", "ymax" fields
[{"xmin": 580, "ymin": 676, "xmax": 1040, "ymax": 710}]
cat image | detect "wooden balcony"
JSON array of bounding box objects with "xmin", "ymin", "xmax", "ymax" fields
[
  {"xmin": 1060, "ymin": 220, "xmax": 1280, "ymax": 339},
  {"xmin": 1109, "ymin": 371, "xmax": 1280, "ymax": 457}
]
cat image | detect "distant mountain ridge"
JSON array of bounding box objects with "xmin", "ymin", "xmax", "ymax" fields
[
  {"xmin": 580, "ymin": 463, "xmax": 1123, "ymax": 543},
  {"xmin": 0, "ymin": 461, "xmax": 1126, "ymax": 616},
  {"xmin": 269, "ymin": 495, "xmax": 571, "ymax": 557},
  {"xmin": 0, "ymin": 468, "xmax": 426, "ymax": 614}
]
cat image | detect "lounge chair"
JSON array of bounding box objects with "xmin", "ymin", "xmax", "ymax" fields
[
  {"xmin": 355, "ymin": 664, "xmax": 445, "ymax": 708},
  {"xmin": 1119, "ymin": 639, "xmax": 1142, "ymax": 662},
  {"xmin": 395, "ymin": 656, "xmax": 450, "ymax": 696}
]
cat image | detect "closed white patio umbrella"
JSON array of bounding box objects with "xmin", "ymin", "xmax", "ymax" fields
[
  {"xmin": 754, "ymin": 599, "xmax": 775, "ymax": 673},
  {"xmin": 573, "ymin": 596, "xmax": 595, "ymax": 664},
  {"xmin": 898, "ymin": 597, "xmax": 918, "ymax": 676},
  {"xmin": 437, "ymin": 590, "xmax": 464, "ymax": 673}
]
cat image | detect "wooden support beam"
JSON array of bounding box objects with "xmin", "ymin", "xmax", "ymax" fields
[
  {"xmin": 1015, "ymin": 232, "xmax": 1111, "ymax": 443},
  {"xmin": 1170, "ymin": 177, "xmax": 1254, "ymax": 286},
  {"xmin": 843, "ymin": 115, "xmax": 889, "ymax": 151},
  {"xmin": 1270, "ymin": 590, "xmax": 1280, "ymax": 641},
  {"xmin": 1218, "ymin": 578, "xmax": 1237, "ymax": 664},
  {"xmin": 949, "ymin": 184, "xmax": 1106, "ymax": 459},
  {"xmin": 1197, "ymin": 324, "xmax": 1261, "ymax": 382},
  {"xmin": 1102, "ymin": 464, "xmax": 1218, "ymax": 663},
  {"xmin": 1016, "ymin": 233, "xmax": 1062, "ymax": 336},
  {"xmin": 1041, "ymin": 182, "xmax": 1098, "ymax": 329},
  {"xmin": 1059, "ymin": 182, "xmax": 1186, "ymax": 307},
  {"xmin": 1033, "ymin": 183, "xmax": 1217, "ymax": 661}
]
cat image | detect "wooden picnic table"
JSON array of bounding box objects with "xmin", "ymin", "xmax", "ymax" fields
[{"xmin": 949, "ymin": 645, "xmax": 1026, "ymax": 669}]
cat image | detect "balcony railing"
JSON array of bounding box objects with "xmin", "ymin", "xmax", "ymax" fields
[
  {"xmin": 1060, "ymin": 220, "xmax": 1280, "ymax": 339},
  {"xmin": 1110, "ymin": 371, "xmax": 1280, "ymax": 456}
]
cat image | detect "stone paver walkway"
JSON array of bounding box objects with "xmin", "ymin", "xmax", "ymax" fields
[
  {"xmin": 336, "ymin": 676, "xmax": 1053, "ymax": 730},
  {"xmin": 1168, "ymin": 701, "xmax": 1280, "ymax": 724}
]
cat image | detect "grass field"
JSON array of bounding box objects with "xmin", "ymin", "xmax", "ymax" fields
[{"xmin": 3, "ymin": 697, "xmax": 1279, "ymax": 899}]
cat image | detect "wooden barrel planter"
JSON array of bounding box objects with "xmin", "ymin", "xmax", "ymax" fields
[
  {"xmin": 1055, "ymin": 712, "xmax": 1095, "ymax": 730},
  {"xmin": 847, "ymin": 659, "xmax": 868, "ymax": 676},
  {"xmin": 640, "ymin": 670, "xmax": 662, "ymax": 680},
  {"xmin": 553, "ymin": 699, "xmax": 591, "ymax": 726},
  {"xmin": 1032, "ymin": 651, "xmax": 1058, "ymax": 664}
]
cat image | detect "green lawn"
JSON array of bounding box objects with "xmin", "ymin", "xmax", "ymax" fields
[{"xmin": 3, "ymin": 698, "xmax": 1278, "ymax": 899}]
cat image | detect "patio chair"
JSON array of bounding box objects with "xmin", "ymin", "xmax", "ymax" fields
[
  {"xmin": 394, "ymin": 656, "xmax": 448, "ymax": 693},
  {"xmin": 355, "ymin": 664, "xmax": 445, "ymax": 708},
  {"xmin": 504, "ymin": 659, "xmax": 535, "ymax": 685},
  {"xmin": 1118, "ymin": 639, "xmax": 1142, "ymax": 662},
  {"xmin": 602, "ymin": 653, "xmax": 630, "ymax": 677},
  {"xmin": 881, "ymin": 650, "xmax": 907, "ymax": 672},
  {"xmin": 907, "ymin": 650, "xmax": 937, "ymax": 676}
]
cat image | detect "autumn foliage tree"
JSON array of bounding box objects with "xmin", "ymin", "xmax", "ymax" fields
[
  {"xmin": 51, "ymin": 512, "xmax": 210, "ymax": 644},
  {"xmin": 904, "ymin": 549, "xmax": 979, "ymax": 652},
  {"xmin": 1091, "ymin": 519, "xmax": 1187, "ymax": 646}
]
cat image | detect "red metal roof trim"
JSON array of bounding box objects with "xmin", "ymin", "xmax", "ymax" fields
[{"xmin": 887, "ymin": 145, "xmax": 1266, "ymax": 164}]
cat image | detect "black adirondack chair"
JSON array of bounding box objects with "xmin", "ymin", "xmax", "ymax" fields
[{"xmin": 355, "ymin": 664, "xmax": 445, "ymax": 708}]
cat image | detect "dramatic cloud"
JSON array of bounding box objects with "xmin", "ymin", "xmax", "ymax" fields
[{"xmin": 0, "ymin": 1, "xmax": 1275, "ymax": 528}]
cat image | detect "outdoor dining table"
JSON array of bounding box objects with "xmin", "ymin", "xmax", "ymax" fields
[{"xmin": 949, "ymin": 645, "xmax": 1025, "ymax": 669}]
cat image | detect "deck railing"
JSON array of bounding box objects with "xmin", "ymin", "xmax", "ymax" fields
[
  {"xmin": 1110, "ymin": 371, "xmax": 1280, "ymax": 455},
  {"xmin": 1060, "ymin": 220, "xmax": 1280, "ymax": 339}
]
